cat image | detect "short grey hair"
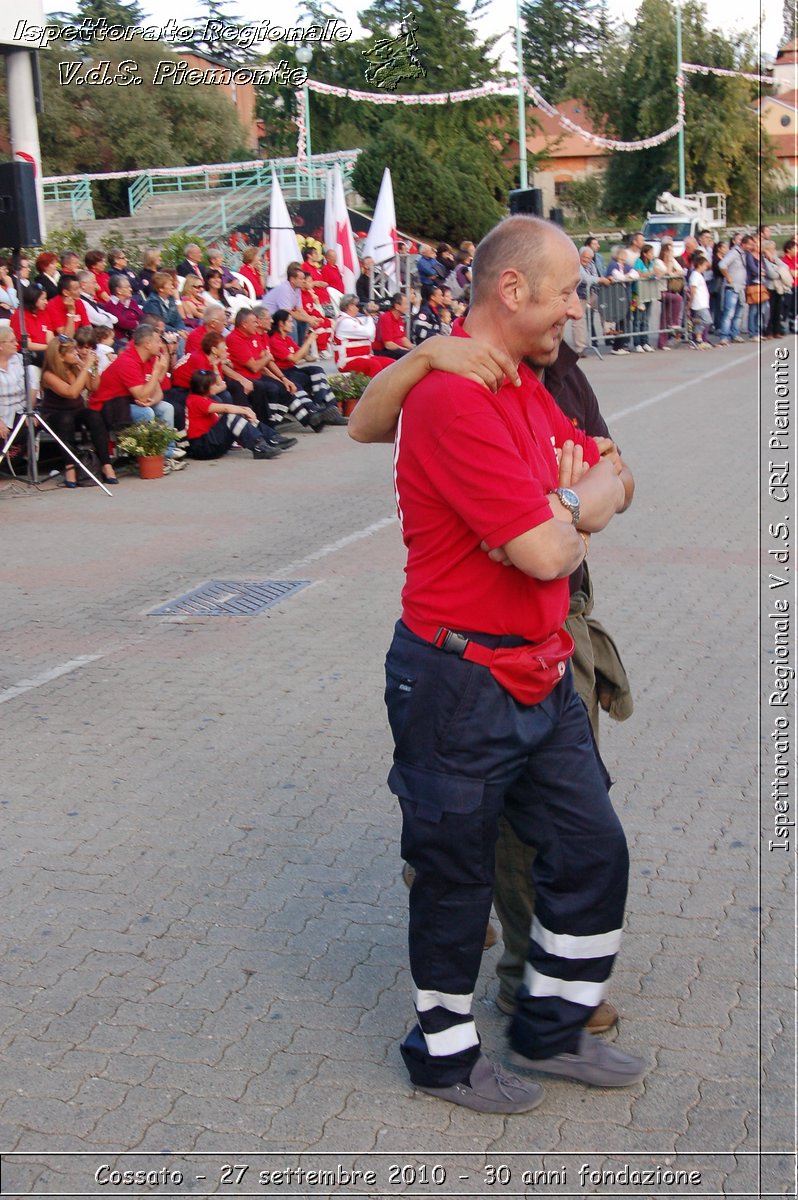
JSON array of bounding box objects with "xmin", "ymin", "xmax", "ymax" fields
[
  {"xmin": 471, "ymin": 216, "xmax": 573, "ymax": 306},
  {"xmin": 132, "ymin": 324, "xmax": 159, "ymax": 346},
  {"xmin": 201, "ymin": 303, "xmax": 226, "ymax": 325}
]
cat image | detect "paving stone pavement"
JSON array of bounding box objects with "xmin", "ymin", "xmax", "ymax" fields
[{"xmin": 0, "ymin": 343, "xmax": 793, "ymax": 1199}]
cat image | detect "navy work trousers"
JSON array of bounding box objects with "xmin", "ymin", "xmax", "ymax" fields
[{"xmin": 384, "ymin": 620, "xmax": 629, "ymax": 1089}]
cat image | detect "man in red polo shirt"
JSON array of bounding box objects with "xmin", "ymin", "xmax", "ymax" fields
[
  {"xmin": 360, "ymin": 215, "xmax": 643, "ymax": 1113},
  {"xmin": 373, "ymin": 292, "xmax": 412, "ymax": 359},
  {"xmin": 45, "ymin": 275, "xmax": 90, "ymax": 337},
  {"xmin": 91, "ymin": 325, "xmax": 183, "ymax": 468},
  {"xmin": 227, "ymin": 308, "xmax": 321, "ymax": 429},
  {"xmin": 301, "ymin": 246, "xmax": 332, "ymax": 307},
  {"xmin": 320, "ymin": 248, "xmax": 345, "ymax": 294}
]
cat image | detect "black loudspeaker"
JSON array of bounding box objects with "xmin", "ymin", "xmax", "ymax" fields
[
  {"xmin": 549, "ymin": 207, "xmax": 564, "ymax": 227},
  {"xmin": 509, "ymin": 187, "xmax": 544, "ymax": 217},
  {"xmin": 0, "ymin": 161, "xmax": 41, "ymax": 247}
]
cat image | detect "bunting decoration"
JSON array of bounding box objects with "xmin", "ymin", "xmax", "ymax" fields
[
  {"xmin": 305, "ymin": 77, "xmax": 682, "ymax": 150},
  {"xmin": 681, "ymin": 62, "xmax": 773, "ymax": 84},
  {"xmin": 523, "ymin": 82, "xmax": 681, "ymax": 151}
]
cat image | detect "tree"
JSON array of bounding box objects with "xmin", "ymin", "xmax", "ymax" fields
[
  {"xmin": 256, "ymin": 0, "xmax": 515, "ymax": 238},
  {"xmin": 521, "ymin": 0, "xmax": 610, "ymax": 101},
  {"xmin": 6, "ymin": 40, "xmax": 251, "ymax": 215},
  {"xmin": 47, "ymin": 0, "xmax": 146, "ymax": 39},
  {"xmin": 352, "ymin": 120, "xmax": 504, "ymax": 241},
  {"xmin": 187, "ymin": 0, "xmax": 260, "ymax": 64},
  {"xmin": 784, "ymin": 0, "xmax": 797, "ymax": 47},
  {"xmin": 568, "ymin": 0, "xmax": 772, "ymax": 222}
]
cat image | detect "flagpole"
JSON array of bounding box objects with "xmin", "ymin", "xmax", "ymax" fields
[
  {"xmin": 676, "ymin": 2, "xmax": 686, "ymax": 198},
  {"xmin": 516, "ymin": 0, "xmax": 528, "ymax": 189}
]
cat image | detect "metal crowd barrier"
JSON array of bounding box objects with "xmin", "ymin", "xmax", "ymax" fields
[{"xmin": 579, "ymin": 274, "xmax": 690, "ymax": 358}]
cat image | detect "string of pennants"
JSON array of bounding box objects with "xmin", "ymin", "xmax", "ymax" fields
[{"xmin": 305, "ymin": 60, "xmax": 771, "ymax": 153}]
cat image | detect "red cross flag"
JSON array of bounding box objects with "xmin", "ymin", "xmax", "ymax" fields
[{"xmin": 324, "ymin": 164, "xmax": 359, "ymax": 294}]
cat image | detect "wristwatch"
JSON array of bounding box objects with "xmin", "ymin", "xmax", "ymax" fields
[{"xmin": 554, "ymin": 486, "xmax": 580, "ymax": 525}]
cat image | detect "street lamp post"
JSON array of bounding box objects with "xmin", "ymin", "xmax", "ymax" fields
[{"xmin": 295, "ymin": 43, "xmax": 313, "ymax": 166}]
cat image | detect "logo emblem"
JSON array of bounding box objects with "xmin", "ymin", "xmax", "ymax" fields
[{"xmin": 362, "ymin": 12, "xmax": 426, "ymax": 92}]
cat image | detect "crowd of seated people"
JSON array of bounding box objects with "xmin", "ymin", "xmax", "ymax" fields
[{"xmin": 3, "ymin": 227, "xmax": 794, "ymax": 492}]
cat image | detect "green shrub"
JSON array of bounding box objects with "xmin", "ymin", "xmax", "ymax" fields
[
  {"xmin": 42, "ymin": 225, "xmax": 88, "ymax": 258},
  {"xmin": 327, "ymin": 373, "xmax": 371, "ymax": 405},
  {"xmin": 159, "ymin": 231, "xmax": 209, "ymax": 269}
]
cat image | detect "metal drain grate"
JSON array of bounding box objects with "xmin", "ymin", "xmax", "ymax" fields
[{"xmin": 149, "ymin": 579, "xmax": 311, "ymax": 617}]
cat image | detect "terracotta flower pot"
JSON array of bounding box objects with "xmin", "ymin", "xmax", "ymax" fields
[
  {"xmin": 341, "ymin": 397, "xmax": 358, "ymax": 418},
  {"xmin": 138, "ymin": 454, "xmax": 165, "ymax": 479}
]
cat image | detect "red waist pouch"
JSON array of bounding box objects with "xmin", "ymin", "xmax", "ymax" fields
[{"xmin": 405, "ymin": 619, "xmax": 574, "ymax": 706}]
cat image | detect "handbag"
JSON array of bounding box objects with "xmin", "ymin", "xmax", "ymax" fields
[{"xmin": 745, "ymin": 283, "xmax": 768, "ymax": 305}]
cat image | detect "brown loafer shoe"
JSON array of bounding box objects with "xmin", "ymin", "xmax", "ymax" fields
[{"xmin": 495, "ymin": 996, "xmax": 619, "ymax": 1033}]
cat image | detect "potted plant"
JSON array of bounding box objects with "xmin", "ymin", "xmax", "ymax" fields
[
  {"xmin": 327, "ymin": 371, "xmax": 371, "ymax": 418},
  {"xmin": 116, "ymin": 419, "xmax": 178, "ymax": 479}
]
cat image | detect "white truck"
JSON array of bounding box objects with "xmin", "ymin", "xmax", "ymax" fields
[{"xmin": 642, "ymin": 192, "xmax": 727, "ymax": 257}]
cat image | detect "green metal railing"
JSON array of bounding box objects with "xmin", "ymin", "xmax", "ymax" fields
[
  {"xmin": 173, "ymin": 155, "xmax": 358, "ymax": 241},
  {"xmin": 43, "ymin": 151, "xmax": 359, "ymax": 243},
  {"xmin": 128, "ymin": 152, "xmax": 358, "ymax": 216},
  {"xmin": 42, "ymin": 178, "xmax": 96, "ymax": 221}
]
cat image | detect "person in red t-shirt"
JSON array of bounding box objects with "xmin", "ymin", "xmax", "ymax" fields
[
  {"xmin": 373, "ymin": 292, "xmax": 413, "ymax": 359},
  {"xmin": 85, "ymin": 250, "xmax": 111, "ymax": 304},
  {"xmin": 45, "ymin": 275, "xmax": 91, "ymax": 337},
  {"xmin": 269, "ymin": 309, "xmax": 347, "ymax": 425},
  {"xmin": 239, "ymin": 247, "xmax": 266, "ymax": 299},
  {"xmin": 301, "ymin": 246, "xmax": 332, "ymax": 307},
  {"xmin": 350, "ymin": 215, "xmax": 642, "ymax": 1113},
  {"xmin": 11, "ymin": 286, "xmax": 52, "ymax": 367},
  {"xmin": 185, "ymin": 368, "xmax": 289, "ymax": 460},
  {"xmin": 299, "ymin": 272, "xmax": 332, "ymax": 356},
  {"xmin": 226, "ymin": 308, "xmax": 320, "ymax": 430},
  {"xmin": 90, "ymin": 326, "xmax": 183, "ymax": 469},
  {"xmin": 174, "ymin": 330, "xmax": 297, "ymax": 452},
  {"xmin": 320, "ymin": 248, "xmax": 345, "ymax": 294}
]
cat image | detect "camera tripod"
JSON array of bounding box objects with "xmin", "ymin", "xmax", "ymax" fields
[{"xmin": 0, "ymin": 248, "xmax": 112, "ymax": 497}]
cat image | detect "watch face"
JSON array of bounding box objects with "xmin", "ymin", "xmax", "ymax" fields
[{"xmin": 560, "ymin": 487, "xmax": 579, "ymax": 507}]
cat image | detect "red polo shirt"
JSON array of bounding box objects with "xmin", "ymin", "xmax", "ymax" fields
[
  {"xmin": 268, "ymin": 331, "xmax": 298, "ymax": 371},
  {"xmin": 186, "ymin": 392, "xmax": 218, "ymax": 439},
  {"xmin": 394, "ymin": 326, "xmax": 599, "ymax": 639},
  {"xmin": 374, "ymin": 309, "xmax": 407, "ymax": 351},
  {"xmin": 89, "ymin": 343, "xmax": 152, "ymax": 411},
  {"xmin": 303, "ymin": 263, "xmax": 331, "ymax": 304},
  {"xmin": 172, "ymin": 349, "xmax": 218, "ymax": 390},
  {"xmin": 45, "ymin": 294, "xmax": 90, "ymax": 333},
  {"xmin": 226, "ymin": 328, "xmax": 265, "ymax": 380},
  {"xmin": 320, "ymin": 263, "xmax": 345, "ymax": 292},
  {"xmin": 184, "ymin": 325, "xmax": 207, "ymax": 356},
  {"xmin": 11, "ymin": 309, "xmax": 51, "ymax": 349}
]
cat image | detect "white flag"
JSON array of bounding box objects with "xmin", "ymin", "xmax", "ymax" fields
[
  {"xmin": 323, "ymin": 164, "xmax": 358, "ymax": 294},
  {"xmin": 268, "ymin": 172, "xmax": 302, "ymax": 287},
  {"xmin": 363, "ymin": 167, "xmax": 398, "ymax": 287}
]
